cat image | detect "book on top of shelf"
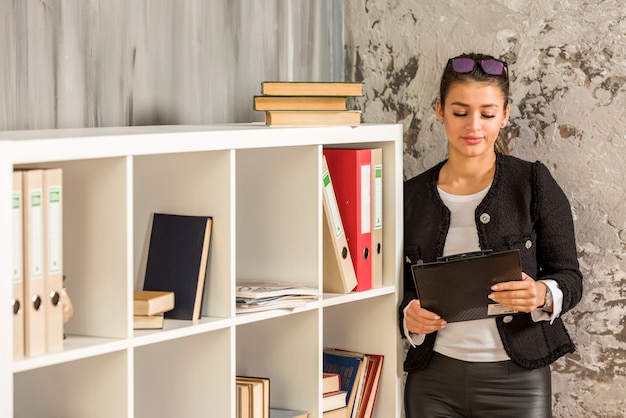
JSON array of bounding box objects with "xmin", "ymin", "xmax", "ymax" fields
[
  {"xmin": 261, "ymin": 81, "xmax": 363, "ymax": 97},
  {"xmin": 133, "ymin": 290, "xmax": 175, "ymax": 316},
  {"xmin": 323, "ymin": 406, "xmax": 349, "ymax": 418},
  {"xmin": 237, "ymin": 376, "xmax": 270, "ymax": 418},
  {"xmin": 254, "ymin": 95, "xmax": 348, "ymax": 111},
  {"xmin": 270, "ymin": 408, "xmax": 310, "ymax": 418},
  {"xmin": 236, "ymin": 279, "xmax": 318, "ymax": 299},
  {"xmin": 323, "ymin": 390, "xmax": 349, "ymax": 412},
  {"xmin": 142, "ymin": 213, "xmax": 213, "ymax": 321},
  {"xmin": 133, "ymin": 314, "xmax": 164, "ymax": 330},
  {"xmin": 265, "ymin": 110, "xmax": 361, "ymax": 127},
  {"xmin": 237, "ymin": 382, "xmax": 251, "ymax": 418},
  {"xmin": 323, "ymin": 372, "xmax": 341, "ymax": 395}
]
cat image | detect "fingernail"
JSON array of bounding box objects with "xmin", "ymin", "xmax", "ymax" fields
[{"xmin": 488, "ymin": 294, "xmax": 495, "ymax": 300}]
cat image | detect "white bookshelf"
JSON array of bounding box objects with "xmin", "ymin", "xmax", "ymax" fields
[{"xmin": 0, "ymin": 123, "xmax": 403, "ymax": 418}]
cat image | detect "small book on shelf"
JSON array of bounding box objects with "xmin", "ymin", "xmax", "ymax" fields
[
  {"xmin": 323, "ymin": 406, "xmax": 349, "ymax": 418},
  {"xmin": 133, "ymin": 314, "xmax": 164, "ymax": 330},
  {"xmin": 142, "ymin": 213, "xmax": 213, "ymax": 320},
  {"xmin": 260, "ymin": 81, "xmax": 363, "ymax": 97},
  {"xmin": 254, "ymin": 95, "xmax": 347, "ymax": 111},
  {"xmin": 133, "ymin": 290, "xmax": 175, "ymax": 316},
  {"xmin": 323, "ymin": 390, "xmax": 348, "ymax": 413},
  {"xmin": 265, "ymin": 110, "xmax": 361, "ymax": 127},
  {"xmin": 323, "ymin": 372, "xmax": 341, "ymax": 395}
]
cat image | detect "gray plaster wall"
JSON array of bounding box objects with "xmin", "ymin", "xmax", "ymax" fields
[
  {"xmin": 0, "ymin": 0, "xmax": 343, "ymax": 130},
  {"xmin": 344, "ymin": 0, "xmax": 626, "ymax": 416}
]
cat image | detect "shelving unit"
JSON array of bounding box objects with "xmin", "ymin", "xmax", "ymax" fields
[{"xmin": 0, "ymin": 123, "xmax": 403, "ymax": 418}]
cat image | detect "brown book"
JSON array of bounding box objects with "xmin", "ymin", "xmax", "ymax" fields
[
  {"xmin": 133, "ymin": 290, "xmax": 175, "ymax": 316},
  {"xmin": 133, "ymin": 314, "xmax": 164, "ymax": 330},
  {"xmin": 254, "ymin": 95, "xmax": 347, "ymax": 111},
  {"xmin": 261, "ymin": 81, "xmax": 363, "ymax": 97},
  {"xmin": 323, "ymin": 406, "xmax": 349, "ymax": 418},
  {"xmin": 265, "ymin": 111, "xmax": 361, "ymax": 127},
  {"xmin": 237, "ymin": 382, "xmax": 251, "ymax": 418},
  {"xmin": 237, "ymin": 376, "xmax": 270, "ymax": 418}
]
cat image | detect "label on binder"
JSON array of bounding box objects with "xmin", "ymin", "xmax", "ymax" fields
[{"xmin": 323, "ymin": 171, "xmax": 344, "ymax": 238}]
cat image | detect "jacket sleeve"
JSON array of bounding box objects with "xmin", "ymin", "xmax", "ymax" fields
[{"xmin": 533, "ymin": 161, "xmax": 583, "ymax": 314}]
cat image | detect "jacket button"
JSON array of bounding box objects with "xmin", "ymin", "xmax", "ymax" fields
[
  {"xmin": 479, "ymin": 213, "xmax": 491, "ymax": 224},
  {"xmin": 525, "ymin": 240, "xmax": 532, "ymax": 249},
  {"xmin": 503, "ymin": 315, "xmax": 513, "ymax": 323}
]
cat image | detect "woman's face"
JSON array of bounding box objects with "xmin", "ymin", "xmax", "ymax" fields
[{"xmin": 436, "ymin": 81, "xmax": 510, "ymax": 160}]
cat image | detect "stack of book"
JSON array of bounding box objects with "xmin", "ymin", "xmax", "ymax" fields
[
  {"xmin": 236, "ymin": 279, "xmax": 319, "ymax": 314},
  {"xmin": 133, "ymin": 290, "xmax": 175, "ymax": 329},
  {"xmin": 323, "ymin": 348, "xmax": 384, "ymax": 418},
  {"xmin": 323, "ymin": 371, "xmax": 349, "ymax": 417},
  {"xmin": 255, "ymin": 81, "xmax": 363, "ymax": 126}
]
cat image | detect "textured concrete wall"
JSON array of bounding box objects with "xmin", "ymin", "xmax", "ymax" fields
[{"xmin": 345, "ymin": 0, "xmax": 626, "ymax": 416}]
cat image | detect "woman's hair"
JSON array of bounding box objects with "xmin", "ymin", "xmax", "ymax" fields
[{"xmin": 439, "ymin": 52, "xmax": 510, "ymax": 154}]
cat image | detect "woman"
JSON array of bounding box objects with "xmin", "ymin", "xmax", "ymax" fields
[{"xmin": 400, "ymin": 52, "xmax": 583, "ymax": 417}]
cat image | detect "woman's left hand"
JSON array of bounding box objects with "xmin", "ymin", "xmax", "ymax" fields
[{"xmin": 488, "ymin": 272, "xmax": 548, "ymax": 313}]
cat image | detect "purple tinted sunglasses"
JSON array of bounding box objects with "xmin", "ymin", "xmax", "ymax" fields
[{"xmin": 449, "ymin": 57, "xmax": 508, "ymax": 76}]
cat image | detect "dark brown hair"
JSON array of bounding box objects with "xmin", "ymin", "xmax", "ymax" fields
[{"xmin": 439, "ymin": 52, "xmax": 510, "ymax": 154}]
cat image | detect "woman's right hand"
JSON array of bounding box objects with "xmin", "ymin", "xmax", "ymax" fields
[{"xmin": 405, "ymin": 299, "xmax": 447, "ymax": 334}]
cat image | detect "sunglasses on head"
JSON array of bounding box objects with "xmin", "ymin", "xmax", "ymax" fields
[{"xmin": 449, "ymin": 57, "xmax": 508, "ymax": 76}]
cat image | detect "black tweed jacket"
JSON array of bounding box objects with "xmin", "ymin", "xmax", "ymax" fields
[{"xmin": 400, "ymin": 153, "xmax": 583, "ymax": 371}]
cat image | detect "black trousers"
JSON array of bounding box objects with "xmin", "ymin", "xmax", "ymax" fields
[{"xmin": 404, "ymin": 352, "xmax": 552, "ymax": 418}]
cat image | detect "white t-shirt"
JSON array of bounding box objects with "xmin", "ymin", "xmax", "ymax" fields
[{"xmin": 434, "ymin": 185, "xmax": 511, "ymax": 362}]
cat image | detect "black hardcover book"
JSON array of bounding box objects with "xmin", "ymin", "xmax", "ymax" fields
[{"xmin": 143, "ymin": 213, "xmax": 213, "ymax": 320}]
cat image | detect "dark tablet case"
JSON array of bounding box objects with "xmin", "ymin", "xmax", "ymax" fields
[{"xmin": 411, "ymin": 249, "xmax": 522, "ymax": 322}]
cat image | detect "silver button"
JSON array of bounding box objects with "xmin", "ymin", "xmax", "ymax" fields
[
  {"xmin": 525, "ymin": 240, "xmax": 532, "ymax": 249},
  {"xmin": 503, "ymin": 315, "xmax": 513, "ymax": 323},
  {"xmin": 479, "ymin": 213, "xmax": 491, "ymax": 224}
]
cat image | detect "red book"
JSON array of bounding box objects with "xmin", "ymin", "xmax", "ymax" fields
[
  {"xmin": 357, "ymin": 354, "xmax": 384, "ymax": 418},
  {"xmin": 323, "ymin": 149, "xmax": 372, "ymax": 291},
  {"xmin": 323, "ymin": 372, "xmax": 341, "ymax": 395}
]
